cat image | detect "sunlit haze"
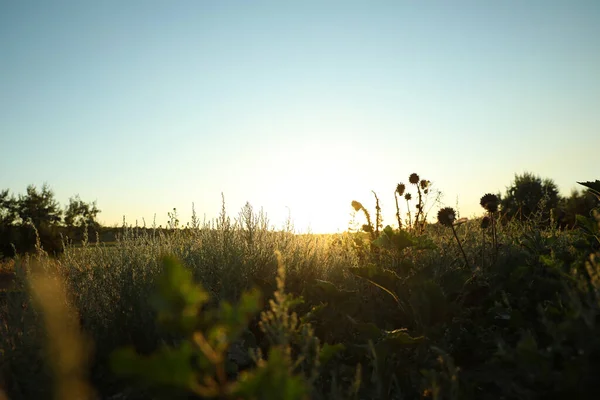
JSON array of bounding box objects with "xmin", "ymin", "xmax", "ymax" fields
[{"xmin": 1, "ymin": 1, "xmax": 599, "ymax": 233}]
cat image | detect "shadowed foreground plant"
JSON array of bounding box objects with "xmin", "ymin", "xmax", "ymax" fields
[
  {"xmin": 437, "ymin": 207, "xmax": 470, "ymax": 269},
  {"xmin": 480, "ymin": 216, "xmax": 491, "ymax": 267},
  {"xmin": 107, "ymin": 252, "xmax": 349, "ymax": 400},
  {"xmin": 351, "ymin": 201, "xmax": 375, "ymax": 239},
  {"xmin": 395, "ymin": 183, "xmax": 405, "ymax": 229},
  {"xmin": 109, "ymin": 255, "xmax": 312, "ymax": 400},
  {"xmin": 480, "ymin": 193, "xmax": 499, "ymax": 261}
]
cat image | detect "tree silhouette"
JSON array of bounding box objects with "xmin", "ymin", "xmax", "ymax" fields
[
  {"xmin": 0, "ymin": 190, "xmax": 19, "ymax": 257},
  {"xmin": 557, "ymin": 188, "xmax": 599, "ymax": 228},
  {"xmin": 64, "ymin": 195, "xmax": 101, "ymax": 229},
  {"xmin": 0, "ymin": 189, "xmax": 17, "ymax": 226},
  {"xmin": 500, "ymin": 172, "xmax": 560, "ymax": 223},
  {"xmin": 11, "ymin": 184, "xmax": 64, "ymax": 255},
  {"xmin": 0, "ymin": 184, "xmax": 105, "ymax": 256},
  {"xmin": 16, "ymin": 183, "xmax": 62, "ymax": 227}
]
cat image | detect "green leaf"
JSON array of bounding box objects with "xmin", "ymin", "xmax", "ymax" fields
[
  {"xmin": 109, "ymin": 347, "xmax": 139, "ymax": 376},
  {"xmin": 218, "ymin": 287, "xmax": 262, "ymax": 342},
  {"xmin": 517, "ymin": 331, "xmax": 538, "ymax": 353},
  {"xmin": 409, "ymin": 280, "xmax": 447, "ymax": 327},
  {"xmin": 516, "ymin": 330, "xmax": 542, "ymax": 367},
  {"xmin": 382, "ymin": 225, "xmax": 394, "ymax": 236},
  {"xmin": 110, "ymin": 342, "xmax": 198, "ymax": 389},
  {"xmin": 413, "ymin": 235, "xmax": 437, "ymax": 250},
  {"xmin": 390, "ymin": 229, "xmax": 418, "ymax": 251},
  {"xmin": 372, "ymin": 231, "xmax": 390, "ymax": 249},
  {"xmin": 349, "ymin": 265, "xmax": 401, "ymax": 290},
  {"xmin": 439, "ymin": 269, "xmax": 471, "ymax": 299},
  {"xmin": 381, "ymin": 329, "xmax": 425, "ymax": 348},
  {"xmin": 319, "ymin": 343, "xmax": 346, "ymax": 365},
  {"xmin": 158, "ymin": 255, "xmax": 210, "ymax": 309},
  {"xmin": 510, "ymin": 265, "xmax": 530, "ymax": 283},
  {"xmin": 300, "ymin": 303, "xmax": 327, "ymax": 324},
  {"xmin": 576, "ymin": 214, "xmax": 598, "ymax": 236},
  {"xmin": 372, "ymin": 226, "xmax": 419, "ymax": 252},
  {"xmin": 151, "ymin": 256, "xmax": 210, "ymax": 333},
  {"xmin": 349, "ymin": 265, "xmax": 403, "ymax": 309},
  {"xmin": 232, "ymin": 347, "xmax": 309, "ymax": 400},
  {"xmin": 315, "ymin": 279, "xmax": 342, "ymax": 297},
  {"xmin": 577, "ymin": 180, "xmax": 600, "ymax": 200},
  {"xmin": 347, "ymin": 316, "xmax": 383, "ymax": 341}
]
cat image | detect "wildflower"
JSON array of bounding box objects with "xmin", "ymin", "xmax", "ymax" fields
[
  {"xmin": 437, "ymin": 207, "xmax": 456, "ymax": 227},
  {"xmin": 480, "ymin": 193, "xmax": 499, "ymax": 213},
  {"xmin": 438, "ymin": 206, "xmax": 470, "ymax": 268},
  {"xmin": 396, "ymin": 183, "xmax": 406, "ymax": 196},
  {"xmin": 409, "ymin": 173, "xmax": 420, "ymax": 185},
  {"xmin": 351, "ymin": 200, "xmax": 363, "ymax": 212},
  {"xmin": 420, "ymin": 179, "xmax": 430, "ymax": 190},
  {"xmin": 404, "ymin": 193, "xmax": 412, "ymax": 201}
]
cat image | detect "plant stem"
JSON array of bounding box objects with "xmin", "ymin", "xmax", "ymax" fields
[
  {"xmin": 394, "ymin": 192, "xmax": 402, "ymax": 230},
  {"xmin": 491, "ymin": 212, "xmax": 498, "ymax": 262},
  {"xmin": 416, "ymin": 186, "xmax": 423, "ymax": 232},
  {"xmin": 482, "ymin": 230, "xmax": 486, "ymax": 268},
  {"xmin": 451, "ymin": 225, "xmax": 470, "ymax": 269},
  {"xmin": 406, "ymin": 199, "xmax": 412, "ymax": 231}
]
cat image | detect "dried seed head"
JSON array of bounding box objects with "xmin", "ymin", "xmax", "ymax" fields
[
  {"xmin": 420, "ymin": 179, "xmax": 430, "ymax": 190},
  {"xmin": 396, "ymin": 183, "xmax": 406, "ymax": 196},
  {"xmin": 409, "ymin": 173, "xmax": 420, "ymax": 185},
  {"xmin": 404, "ymin": 193, "xmax": 412, "ymax": 201},
  {"xmin": 480, "ymin": 193, "xmax": 499, "ymax": 213},
  {"xmin": 351, "ymin": 200, "xmax": 363, "ymax": 212},
  {"xmin": 481, "ymin": 216, "xmax": 491, "ymax": 229},
  {"xmin": 437, "ymin": 207, "xmax": 456, "ymax": 227}
]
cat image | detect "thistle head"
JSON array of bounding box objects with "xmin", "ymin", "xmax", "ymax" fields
[
  {"xmin": 437, "ymin": 207, "xmax": 456, "ymax": 227},
  {"xmin": 480, "ymin": 193, "xmax": 499, "ymax": 213},
  {"xmin": 409, "ymin": 173, "xmax": 420, "ymax": 185},
  {"xmin": 420, "ymin": 179, "xmax": 430, "ymax": 190},
  {"xmin": 404, "ymin": 193, "xmax": 412, "ymax": 201},
  {"xmin": 351, "ymin": 200, "xmax": 363, "ymax": 212},
  {"xmin": 481, "ymin": 216, "xmax": 491, "ymax": 229},
  {"xmin": 396, "ymin": 183, "xmax": 406, "ymax": 196}
]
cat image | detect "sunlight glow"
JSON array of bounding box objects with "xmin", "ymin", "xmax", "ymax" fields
[{"xmin": 265, "ymin": 141, "xmax": 362, "ymax": 234}]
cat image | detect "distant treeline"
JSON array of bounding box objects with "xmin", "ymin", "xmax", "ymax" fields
[
  {"xmin": 0, "ymin": 183, "xmax": 101, "ymax": 257},
  {"xmin": 1, "ymin": 173, "xmax": 598, "ymax": 258}
]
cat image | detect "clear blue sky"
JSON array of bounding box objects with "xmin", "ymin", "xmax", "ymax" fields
[{"xmin": 1, "ymin": 1, "xmax": 599, "ymax": 233}]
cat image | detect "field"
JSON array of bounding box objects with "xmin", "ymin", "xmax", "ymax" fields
[{"xmin": 1, "ymin": 198, "xmax": 600, "ymax": 400}]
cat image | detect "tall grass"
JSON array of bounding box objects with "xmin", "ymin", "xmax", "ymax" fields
[
  {"xmin": 0, "ymin": 200, "xmax": 362, "ymax": 399},
  {"xmin": 1, "ymin": 191, "xmax": 599, "ymax": 399}
]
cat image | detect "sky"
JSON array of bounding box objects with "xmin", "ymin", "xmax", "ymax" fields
[{"xmin": 1, "ymin": 1, "xmax": 599, "ymax": 233}]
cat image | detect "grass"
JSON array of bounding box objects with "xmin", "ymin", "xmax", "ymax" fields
[{"xmin": 1, "ymin": 190, "xmax": 599, "ymax": 399}]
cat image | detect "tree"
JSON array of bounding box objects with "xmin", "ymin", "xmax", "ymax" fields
[
  {"xmin": 64, "ymin": 195, "xmax": 101, "ymax": 230},
  {"xmin": 500, "ymin": 172, "xmax": 560, "ymax": 223},
  {"xmin": 0, "ymin": 190, "xmax": 19, "ymax": 257},
  {"xmin": 16, "ymin": 183, "xmax": 62, "ymax": 227},
  {"xmin": 0, "ymin": 189, "xmax": 18, "ymax": 226},
  {"xmin": 557, "ymin": 187, "xmax": 600, "ymax": 228},
  {"xmin": 14, "ymin": 183, "xmax": 63, "ymax": 255}
]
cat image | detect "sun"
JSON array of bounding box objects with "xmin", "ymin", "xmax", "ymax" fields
[{"xmin": 264, "ymin": 143, "xmax": 365, "ymax": 234}]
